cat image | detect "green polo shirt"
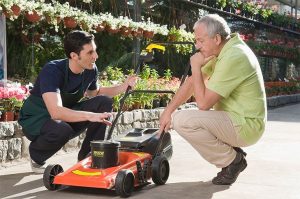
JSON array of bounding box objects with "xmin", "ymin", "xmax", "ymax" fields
[{"xmin": 202, "ymin": 33, "xmax": 267, "ymax": 145}]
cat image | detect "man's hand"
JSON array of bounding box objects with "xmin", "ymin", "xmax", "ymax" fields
[
  {"xmin": 88, "ymin": 112, "xmax": 112, "ymax": 125},
  {"xmin": 124, "ymin": 75, "xmax": 138, "ymax": 89},
  {"xmin": 190, "ymin": 52, "xmax": 215, "ymax": 70},
  {"xmin": 159, "ymin": 110, "xmax": 172, "ymax": 134}
]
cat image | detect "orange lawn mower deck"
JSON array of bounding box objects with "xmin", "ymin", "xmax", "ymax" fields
[{"xmin": 43, "ymin": 128, "xmax": 173, "ymax": 197}]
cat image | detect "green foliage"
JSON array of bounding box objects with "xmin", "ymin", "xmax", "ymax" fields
[
  {"xmin": 216, "ymin": 0, "xmax": 227, "ymax": 9},
  {"xmin": 163, "ymin": 69, "xmax": 172, "ymax": 81},
  {"xmin": 0, "ymin": 97, "xmax": 23, "ymax": 112},
  {"xmin": 94, "ymin": 33, "xmax": 132, "ymax": 73},
  {"xmin": 105, "ymin": 66, "xmax": 125, "ymax": 82},
  {"xmin": 100, "ymin": 65, "xmax": 180, "ymax": 111}
]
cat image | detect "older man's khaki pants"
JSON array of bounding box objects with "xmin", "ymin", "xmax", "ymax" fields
[{"xmin": 172, "ymin": 109, "xmax": 248, "ymax": 168}]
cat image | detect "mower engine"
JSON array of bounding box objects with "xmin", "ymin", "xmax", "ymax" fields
[{"xmin": 115, "ymin": 128, "xmax": 173, "ymax": 160}]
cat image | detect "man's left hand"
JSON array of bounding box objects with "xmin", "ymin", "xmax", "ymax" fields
[
  {"xmin": 124, "ymin": 75, "xmax": 138, "ymax": 89},
  {"xmin": 190, "ymin": 52, "xmax": 215, "ymax": 69}
]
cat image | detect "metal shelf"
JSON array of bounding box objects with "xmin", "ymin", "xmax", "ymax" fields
[{"xmin": 179, "ymin": 0, "xmax": 300, "ymax": 37}]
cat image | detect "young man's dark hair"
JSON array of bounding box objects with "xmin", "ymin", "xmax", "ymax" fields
[{"xmin": 64, "ymin": 30, "xmax": 95, "ymax": 58}]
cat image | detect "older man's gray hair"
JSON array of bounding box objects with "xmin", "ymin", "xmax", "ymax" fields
[{"xmin": 194, "ymin": 14, "xmax": 231, "ymax": 40}]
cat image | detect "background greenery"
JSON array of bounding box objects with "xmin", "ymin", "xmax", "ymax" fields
[{"xmin": 3, "ymin": 0, "xmax": 300, "ymax": 82}]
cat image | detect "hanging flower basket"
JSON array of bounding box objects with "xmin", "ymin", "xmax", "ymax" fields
[
  {"xmin": 131, "ymin": 28, "xmax": 143, "ymax": 38},
  {"xmin": 11, "ymin": 4, "xmax": 21, "ymax": 16},
  {"xmin": 95, "ymin": 23, "xmax": 106, "ymax": 32},
  {"xmin": 63, "ymin": 17, "xmax": 77, "ymax": 29},
  {"xmin": 106, "ymin": 26, "xmax": 120, "ymax": 34},
  {"xmin": 143, "ymin": 30, "xmax": 154, "ymax": 39},
  {"xmin": 168, "ymin": 34, "xmax": 177, "ymax": 41},
  {"xmin": 120, "ymin": 26, "xmax": 132, "ymax": 37},
  {"xmin": 3, "ymin": 4, "xmax": 21, "ymax": 18},
  {"xmin": 25, "ymin": 10, "xmax": 42, "ymax": 23}
]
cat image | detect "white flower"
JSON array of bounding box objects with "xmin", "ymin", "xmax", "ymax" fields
[
  {"xmin": 179, "ymin": 24, "xmax": 186, "ymax": 30},
  {"xmin": 82, "ymin": 0, "xmax": 92, "ymax": 3},
  {"xmin": 156, "ymin": 25, "xmax": 168, "ymax": 36}
]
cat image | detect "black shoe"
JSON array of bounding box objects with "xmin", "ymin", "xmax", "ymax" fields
[{"xmin": 212, "ymin": 148, "xmax": 247, "ymax": 185}]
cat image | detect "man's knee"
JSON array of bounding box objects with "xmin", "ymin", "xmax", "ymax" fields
[
  {"xmin": 94, "ymin": 95, "xmax": 113, "ymax": 111},
  {"xmin": 172, "ymin": 110, "xmax": 190, "ymax": 132},
  {"xmin": 172, "ymin": 111, "xmax": 214, "ymax": 141},
  {"xmin": 44, "ymin": 121, "xmax": 73, "ymax": 144}
]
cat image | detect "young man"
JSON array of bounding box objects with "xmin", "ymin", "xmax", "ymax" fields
[
  {"xmin": 159, "ymin": 14, "xmax": 267, "ymax": 185},
  {"xmin": 19, "ymin": 30, "xmax": 137, "ymax": 173}
]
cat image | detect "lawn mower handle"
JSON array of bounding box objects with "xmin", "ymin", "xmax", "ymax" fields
[{"xmin": 106, "ymin": 89, "xmax": 175, "ymax": 140}]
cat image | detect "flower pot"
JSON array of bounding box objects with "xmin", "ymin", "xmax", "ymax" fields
[
  {"xmin": 160, "ymin": 98, "xmax": 170, "ymax": 107},
  {"xmin": 131, "ymin": 29, "xmax": 143, "ymax": 37},
  {"xmin": 64, "ymin": 17, "xmax": 77, "ymax": 29},
  {"xmin": 0, "ymin": 111, "xmax": 14, "ymax": 122},
  {"xmin": 3, "ymin": 4, "xmax": 21, "ymax": 18},
  {"xmin": 168, "ymin": 34, "xmax": 177, "ymax": 41},
  {"xmin": 120, "ymin": 26, "xmax": 132, "ymax": 36},
  {"xmin": 152, "ymin": 99, "xmax": 161, "ymax": 108},
  {"xmin": 106, "ymin": 26, "xmax": 120, "ymax": 34},
  {"xmin": 11, "ymin": 4, "xmax": 21, "ymax": 16},
  {"xmin": 95, "ymin": 23, "xmax": 106, "ymax": 32},
  {"xmin": 143, "ymin": 30, "xmax": 154, "ymax": 39},
  {"xmin": 25, "ymin": 10, "xmax": 42, "ymax": 23}
]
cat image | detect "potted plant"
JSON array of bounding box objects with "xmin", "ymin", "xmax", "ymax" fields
[
  {"xmin": 168, "ymin": 27, "xmax": 180, "ymax": 41},
  {"xmin": 23, "ymin": 0, "xmax": 45, "ymax": 23},
  {"xmin": 0, "ymin": 0, "xmax": 24, "ymax": 19},
  {"xmin": 0, "ymin": 98, "xmax": 15, "ymax": 121}
]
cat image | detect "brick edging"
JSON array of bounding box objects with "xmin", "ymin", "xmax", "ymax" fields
[{"xmin": 267, "ymin": 94, "xmax": 300, "ymax": 108}]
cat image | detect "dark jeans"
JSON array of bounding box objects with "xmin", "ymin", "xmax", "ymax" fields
[{"xmin": 27, "ymin": 95, "xmax": 113, "ymax": 165}]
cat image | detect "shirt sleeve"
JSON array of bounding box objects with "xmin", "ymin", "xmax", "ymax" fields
[
  {"xmin": 87, "ymin": 65, "xmax": 98, "ymax": 91},
  {"xmin": 201, "ymin": 57, "xmax": 217, "ymax": 77},
  {"xmin": 39, "ymin": 64, "xmax": 64, "ymax": 94},
  {"xmin": 207, "ymin": 55, "xmax": 248, "ymax": 98}
]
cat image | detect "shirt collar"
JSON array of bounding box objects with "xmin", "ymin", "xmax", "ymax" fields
[{"xmin": 217, "ymin": 33, "xmax": 243, "ymax": 61}]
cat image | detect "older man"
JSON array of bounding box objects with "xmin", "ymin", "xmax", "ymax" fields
[{"xmin": 159, "ymin": 14, "xmax": 266, "ymax": 185}]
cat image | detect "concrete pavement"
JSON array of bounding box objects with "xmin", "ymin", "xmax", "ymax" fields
[{"xmin": 1, "ymin": 103, "xmax": 300, "ymax": 199}]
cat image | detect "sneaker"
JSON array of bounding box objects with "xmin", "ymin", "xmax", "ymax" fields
[
  {"xmin": 212, "ymin": 148, "xmax": 247, "ymax": 185},
  {"xmin": 30, "ymin": 159, "xmax": 46, "ymax": 174}
]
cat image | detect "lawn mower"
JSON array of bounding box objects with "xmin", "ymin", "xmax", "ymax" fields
[{"xmin": 43, "ymin": 42, "xmax": 196, "ymax": 197}]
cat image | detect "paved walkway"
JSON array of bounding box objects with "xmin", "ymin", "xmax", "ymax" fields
[{"xmin": 1, "ymin": 103, "xmax": 300, "ymax": 199}]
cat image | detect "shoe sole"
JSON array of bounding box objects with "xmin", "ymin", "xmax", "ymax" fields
[{"xmin": 212, "ymin": 159, "xmax": 247, "ymax": 185}]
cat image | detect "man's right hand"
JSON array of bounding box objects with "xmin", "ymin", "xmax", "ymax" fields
[
  {"xmin": 159, "ymin": 110, "xmax": 172, "ymax": 134},
  {"xmin": 88, "ymin": 112, "xmax": 112, "ymax": 125}
]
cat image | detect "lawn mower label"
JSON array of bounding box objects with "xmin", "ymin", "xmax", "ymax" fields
[
  {"xmin": 72, "ymin": 169, "xmax": 102, "ymax": 176},
  {"xmin": 93, "ymin": 150, "xmax": 104, "ymax": 157}
]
